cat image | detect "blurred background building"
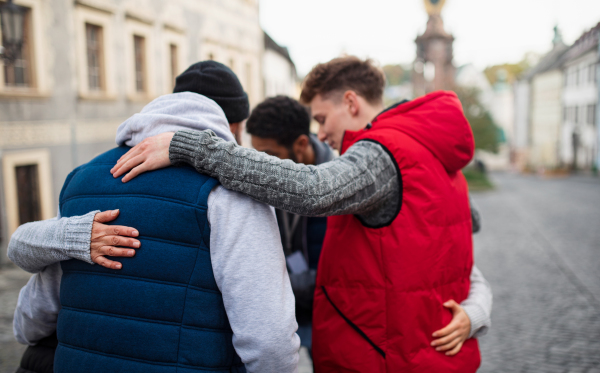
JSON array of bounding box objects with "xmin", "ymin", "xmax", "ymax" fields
[
  {"xmin": 0, "ymin": 0, "xmax": 297, "ymax": 266},
  {"xmin": 514, "ymin": 23, "xmax": 599, "ymax": 173}
]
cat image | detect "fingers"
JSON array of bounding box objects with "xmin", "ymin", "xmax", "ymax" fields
[
  {"xmin": 111, "ymin": 154, "xmax": 147, "ymax": 179},
  {"xmin": 121, "ymin": 163, "xmax": 150, "ymax": 183},
  {"xmin": 103, "ymin": 226, "xmax": 140, "ymax": 238},
  {"xmin": 105, "ymin": 235, "xmax": 140, "ymax": 248},
  {"xmin": 431, "ymin": 329, "xmax": 460, "ymax": 348},
  {"xmin": 446, "ymin": 341, "xmax": 464, "ymax": 356},
  {"xmin": 112, "ymin": 145, "xmax": 145, "ymax": 174},
  {"xmin": 98, "ymin": 246, "xmax": 136, "ymax": 258},
  {"xmin": 443, "ymin": 299, "xmax": 460, "ymax": 310},
  {"xmin": 93, "ymin": 209, "xmax": 120, "ymax": 224},
  {"xmin": 93, "ymin": 255, "xmax": 123, "ymax": 270},
  {"xmin": 433, "ymin": 319, "xmax": 457, "ymax": 338}
]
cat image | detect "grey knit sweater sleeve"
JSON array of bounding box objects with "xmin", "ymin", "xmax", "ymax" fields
[
  {"xmin": 7, "ymin": 211, "xmax": 97, "ymax": 273},
  {"xmin": 170, "ymin": 130, "xmax": 400, "ymax": 225}
]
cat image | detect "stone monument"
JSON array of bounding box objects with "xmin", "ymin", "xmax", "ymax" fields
[{"xmin": 413, "ymin": 0, "xmax": 455, "ymax": 97}]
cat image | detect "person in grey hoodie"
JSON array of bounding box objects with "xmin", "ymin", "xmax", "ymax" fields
[{"xmin": 9, "ymin": 92, "xmax": 300, "ymax": 373}]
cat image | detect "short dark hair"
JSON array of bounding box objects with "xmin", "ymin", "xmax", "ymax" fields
[
  {"xmin": 300, "ymin": 56, "xmax": 385, "ymax": 105},
  {"xmin": 246, "ymin": 96, "xmax": 310, "ymax": 148}
]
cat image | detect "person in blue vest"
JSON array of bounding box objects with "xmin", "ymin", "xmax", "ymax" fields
[
  {"xmin": 245, "ymin": 96, "xmax": 334, "ymax": 356},
  {"xmin": 8, "ymin": 63, "xmax": 300, "ymax": 373}
]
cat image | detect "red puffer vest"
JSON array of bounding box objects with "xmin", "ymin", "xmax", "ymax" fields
[{"xmin": 312, "ymin": 91, "xmax": 481, "ymax": 372}]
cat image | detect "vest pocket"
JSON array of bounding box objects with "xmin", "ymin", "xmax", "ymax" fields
[{"xmin": 321, "ymin": 286, "xmax": 386, "ymax": 359}]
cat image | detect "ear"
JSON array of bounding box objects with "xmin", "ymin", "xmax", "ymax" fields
[
  {"xmin": 229, "ymin": 122, "xmax": 242, "ymax": 143},
  {"xmin": 343, "ymin": 90, "xmax": 360, "ymax": 117},
  {"xmin": 292, "ymin": 134, "xmax": 310, "ymax": 163}
]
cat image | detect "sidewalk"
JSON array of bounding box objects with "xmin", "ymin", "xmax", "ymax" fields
[{"xmin": 0, "ymin": 265, "xmax": 31, "ymax": 373}]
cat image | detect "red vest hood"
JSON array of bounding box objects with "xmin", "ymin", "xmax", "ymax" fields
[{"xmin": 372, "ymin": 90, "xmax": 474, "ymax": 173}]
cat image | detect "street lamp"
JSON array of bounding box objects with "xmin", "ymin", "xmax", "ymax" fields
[{"xmin": 0, "ymin": 0, "xmax": 25, "ymax": 63}]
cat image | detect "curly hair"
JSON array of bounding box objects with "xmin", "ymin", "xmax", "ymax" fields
[
  {"xmin": 246, "ymin": 95, "xmax": 311, "ymax": 148},
  {"xmin": 300, "ymin": 56, "xmax": 386, "ymax": 105}
]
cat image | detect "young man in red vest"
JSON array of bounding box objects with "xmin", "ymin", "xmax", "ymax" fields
[{"xmin": 112, "ymin": 56, "xmax": 489, "ymax": 372}]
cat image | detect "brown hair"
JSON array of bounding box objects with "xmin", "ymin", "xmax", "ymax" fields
[{"xmin": 300, "ymin": 56, "xmax": 386, "ymax": 105}]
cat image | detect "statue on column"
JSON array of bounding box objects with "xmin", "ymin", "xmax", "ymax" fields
[{"xmin": 413, "ymin": 0, "xmax": 455, "ymax": 97}]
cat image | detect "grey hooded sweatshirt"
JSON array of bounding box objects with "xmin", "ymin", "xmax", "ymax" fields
[{"xmin": 9, "ymin": 92, "xmax": 300, "ymax": 373}]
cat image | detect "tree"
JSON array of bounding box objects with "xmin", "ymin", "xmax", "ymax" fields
[
  {"xmin": 382, "ymin": 64, "xmax": 411, "ymax": 86},
  {"xmin": 454, "ymin": 86, "xmax": 500, "ymax": 154}
]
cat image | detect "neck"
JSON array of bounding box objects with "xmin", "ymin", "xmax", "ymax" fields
[
  {"xmin": 359, "ymin": 102, "xmax": 385, "ymax": 129},
  {"xmin": 303, "ymin": 140, "xmax": 316, "ymax": 165}
]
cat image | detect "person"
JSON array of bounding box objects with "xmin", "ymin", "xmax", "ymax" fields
[
  {"xmin": 9, "ymin": 64, "xmax": 300, "ymax": 373},
  {"xmin": 246, "ymin": 96, "xmax": 333, "ymax": 357},
  {"xmin": 112, "ymin": 56, "xmax": 491, "ymax": 372},
  {"xmin": 245, "ymin": 95, "xmax": 492, "ymax": 362},
  {"xmin": 174, "ymin": 60, "xmax": 249, "ymax": 144}
]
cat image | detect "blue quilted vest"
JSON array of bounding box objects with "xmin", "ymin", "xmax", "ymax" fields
[{"xmin": 55, "ymin": 147, "xmax": 245, "ymax": 373}]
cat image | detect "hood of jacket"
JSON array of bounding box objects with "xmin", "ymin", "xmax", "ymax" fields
[
  {"xmin": 116, "ymin": 92, "xmax": 235, "ymax": 146},
  {"xmin": 374, "ymin": 91, "xmax": 474, "ymax": 173}
]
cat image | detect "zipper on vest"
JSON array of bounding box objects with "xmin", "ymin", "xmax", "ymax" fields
[{"xmin": 321, "ymin": 286, "xmax": 386, "ymax": 359}]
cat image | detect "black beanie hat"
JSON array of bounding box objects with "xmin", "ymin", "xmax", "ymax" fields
[{"xmin": 173, "ymin": 61, "xmax": 250, "ymax": 123}]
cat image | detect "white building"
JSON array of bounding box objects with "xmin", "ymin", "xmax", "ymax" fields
[
  {"xmin": 560, "ymin": 23, "xmax": 599, "ymax": 170},
  {"xmin": 513, "ymin": 80, "xmax": 531, "ymax": 169},
  {"xmin": 513, "ymin": 27, "xmax": 569, "ymax": 171},
  {"xmin": 0, "ymin": 0, "xmax": 265, "ymax": 266},
  {"xmin": 263, "ymin": 32, "xmax": 297, "ymax": 98}
]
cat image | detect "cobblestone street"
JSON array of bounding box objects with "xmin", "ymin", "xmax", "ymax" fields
[
  {"xmin": 0, "ymin": 267, "xmax": 30, "ymax": 373},
  {"xmin": 0, "ymin": 173, "xmax": 599, "ymax": 372},
  {"xmin": 474, "ymin": 173, "xmax": 600, "ymax": 372}
]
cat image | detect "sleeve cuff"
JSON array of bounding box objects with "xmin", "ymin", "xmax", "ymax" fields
[
  {"xmin": 64, "ymin": 210, "xmax": 98, "ymax": 265},
  {"xmin": 169, "ymin": 130, "xmax": 206, "ymax": 166},
  {"xmin": 462, "ymin": 303, "xmax": 490, "ymax": 339}
]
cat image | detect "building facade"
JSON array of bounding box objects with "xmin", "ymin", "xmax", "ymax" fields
[
  {"xmin": 263, "ymin": 32, "xmax": 297, "ymax": 98},
  {"xmin": 0, "ymin": 0, "xmax": 264, "ymax": 266},
  {"xmin": 513, "ymin": 24, "xmax": 600, "ymax": 172},
  {"xmin": 513, "ymin": 27, "xmax": 569, "ymax": 171},
  {"xmin": 559, "ymin": 23, "xmax": 599, "ymax": 170}
]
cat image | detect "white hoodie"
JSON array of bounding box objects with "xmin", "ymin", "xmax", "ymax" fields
[{"xmin": 11, "ymin": 92, "xmax": 300, "ymax": 373}]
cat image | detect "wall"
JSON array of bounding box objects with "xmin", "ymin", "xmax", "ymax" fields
[
  {"xmin": 529, "ymin": 70, "xmax": 563, "ymax": 169},
  {"xmin": 0, "ymin": 0, "xmax": 263, "ymax": 265}
]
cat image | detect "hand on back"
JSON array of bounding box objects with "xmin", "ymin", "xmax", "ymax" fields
[
  {"xmin": 91, "ymin": 210, "xmax": 141, "ymax": 269},
  {"xmin": 111, "ymin": 132, "xmax": 174, "ymax": 182},
  {"xmin": 431, "ymin": 300, "xmax": 471, "ymax": 356}
]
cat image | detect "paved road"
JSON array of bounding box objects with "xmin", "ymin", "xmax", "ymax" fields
[
  {"xmin": 474, "ymin": 173, "xmax": 600, "ymax": 372},
  {"xmin": 0, "ymin": 266, "xmax": 29, "ymax": 373},
  {"xmin": 0, "ymin": 173, "xmax": 598, "ymax": 372}
]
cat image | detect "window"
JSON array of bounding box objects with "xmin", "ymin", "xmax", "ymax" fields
[
  {"xmin": 75, "ymin": 6, "xmax": 116, "ymax": 99},
  {"xmin": 2, "ymin": 5, "xmax": 32, "ymax": 87},
  {"xmin": 15, "ymin": 164, "xmax": 41, "ymax": 225},
  {"xmin": 588, "ymin": 104, "xmax": 596, "ymax": 125},
  {"xmin": 169, "ymin": 43, "xmax": 178, "ymax": 89},
  {"xmin": 86, "ymin": 23, "xmax": 104, "ymax": 91},
  {"xmin": 590, "ymin": 64, "xmax": 597, "ymax": 84},
  {"xmin": 574, "ymin": 106, "xmax": 579, "ymax": 124},
  {"xmin": 134, "ymin": 35, "xmax": 146, "ymax": 92}
]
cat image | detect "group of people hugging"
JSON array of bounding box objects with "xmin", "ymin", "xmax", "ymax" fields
[{"xmin": 8, "ymin": 56, "xmax": 492, "ymax": 373}]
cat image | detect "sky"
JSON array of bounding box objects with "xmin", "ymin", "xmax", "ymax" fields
[{"xmin": 259, "ymin": 0, "xmax": 600, "ymax": 77}]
